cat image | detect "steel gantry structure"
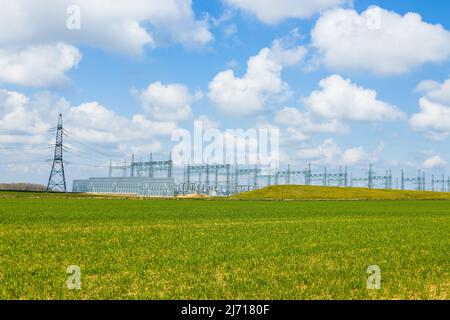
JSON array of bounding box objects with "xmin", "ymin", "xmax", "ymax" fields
[
  {"xmin": 71, "ymin": 153, "xmax": 450, "ymax": 196},
  {"xmin": 180, "ymin": 164, "xmax": 232, "ymax": 195},
  {"xmin": 401, "ymin": 170, "xmax": 426, "ymax": 191},
  {"xmin": 350, "ymin": 165, "xmax": 393, "ymax": 189},
  {"xmin": 431, "ymin": 174, "xmax": 450, "ymax": 192},
  {"xmin": 303, "ymin": 164, "xmax": 348, "ymax": 187},
  {"xmin": 177, "ymin": 163, "xmax": 350, "ymax": 195},
  {"xmin": 109, "ymin": 153, "xmax": 173, "ymax": 179}
]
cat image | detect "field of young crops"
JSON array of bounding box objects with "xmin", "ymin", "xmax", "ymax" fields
[{"xmin": 0, "ymin": 192, "xmax": 448, "ymax": 299}]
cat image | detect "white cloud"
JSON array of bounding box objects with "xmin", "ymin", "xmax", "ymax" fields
[
  {"xmin": 270, "ymin": 29, "xmax": 307, "ymax": 66},
  {"xmin": 410, "ymin": 97, "xmax": 450, "ymax": 140},
  {"xmin": 211, "ymin": 9, "xmax": 235, "ymax": 27},
  {"xmin": 0, "ymin": 89, "xmax": 177, "ymax": 156},
  {"xmin": 284, "ymin": 127, "xmax": 309, "ymax": 142},
  {"xmin": 117, "ymin": 141, "xmax": 162, "ymax": 157},
  {"xmin": 275, "ymin": 107, "xmax": 347, "ymax": 133},
  {"xmin": 225, "ymin": 0, "xmax": 350, "ymax": 24},
  {"xmin": 294, "ymin": 139, "xmax": 380, "ymax": 166},
  {"xmin": 0, "ymin": 1, "xmax": 212, "ymax": 87},
  {"xmin": 0, "ymin": 43, "xmax": 81, "ymax": 87},
  {"xmin": 415, "ymin": 80, "xmax": 441, "ymax": 94},
  {"xmin": 295, "ymin": 139, "xmax": 341, "ymax": 164},
  {"xmin": 67, "ymin": 103, "xmax": 177, "ymax": 145},
  {"xmin": 0, "ymin": 90, "xmax": 61, "ymax": 142},
  {"xmin": 223, "ymin": 23, "xmax": 238, "ymax": 37},
  {"xmin": 0, "ymin": 0, "xmax": 212, "ymax": 55},
  {"xmin": 411, "ymin": 78, "xmax": 450, "ymax": 140},
  {"xmin": 416, "ymin": 78, "xmax": 450, "ymax": 105},
  {"xmin": 195, "ymin": 115, "xmax": 219, "ymax": 130},
  {"xmin": 311, "ymin": 6, "xmax": 450, "ymax": 75},
  {"xmin": 275, "ymin": 106, "xmax": 347, "ymax": 142},
  {"xmin": 342, "ymin": 147, "xmax": 367, "ymax": 166},
  {"xmin": 136, "ymin": 82, "xmax": 194, "ymax": 121},
  {"xmin": 304, "ymin": 74, "xmax": 405, "ymax": 122},
  {"xmin": 422, "ymin": 155, "xmax": 448, "ymax": 169},
  {"xmin": 226, "ymin": 59, "xmax": 239, "ymax": 70},
  {"xmin": 208, "ymin": 34, "xmax": 306, "ymax": 116}
]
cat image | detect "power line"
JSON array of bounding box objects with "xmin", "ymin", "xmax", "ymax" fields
[
  {"xmin": 65, "ymin": 162, "xmax": 111, "ymax": 168},
  {"xmin": 65, "ymin": 146, "xmax": 115, "ymax": 163},
  {"xmin": 64, "ymin": 133, "xmax": 124, "ymax": 162}
]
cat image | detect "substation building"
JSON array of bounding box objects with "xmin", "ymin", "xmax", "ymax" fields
[
  {"xmin": 73, "ymin": 155, "xmax": 176, "ymax": 196},
  {"xmin": 72, "ymin": 177, "xmax": 177, "ymax": 196}
]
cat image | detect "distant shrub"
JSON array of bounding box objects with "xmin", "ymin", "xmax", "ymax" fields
[{"xmin": 0, "ymin": 183, "xmax": 46, "ymax": 192}]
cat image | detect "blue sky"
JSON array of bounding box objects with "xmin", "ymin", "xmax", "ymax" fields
[{"xmin": 1, "ymin": 0, "xmax": 450, "ymax": 185}]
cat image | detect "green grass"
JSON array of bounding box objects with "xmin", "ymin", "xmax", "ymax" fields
[
  {"xmin": 230, "ymin": 185, "xmax": 450, "ymax": 201},
  {"xmin": 0, "ymin": 192, "xmax": 448, "ymax": 299}
]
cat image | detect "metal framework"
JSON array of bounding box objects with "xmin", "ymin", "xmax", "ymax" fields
[
  {"xmin": 234, "ymin": 166, "xmax": 261, "ymax": 192},
  {"xmin": 272, "ymin": 165, "xmax": 305, "ymax": 186},
  {"xmin": 71, "ymin": 154, "xmax": 450, "ymax": 195},
  {"xmin": 401, "ymin": 170, "xmax": 425, "ymax": 191},
  {"xmin": 351, "ymin": 165, "xmax": 392, "ymax": 189},
  {"xmin": 431, "ymin": 174, "xmax": 450, "ymax": 192},
  {"xmin": 47, "ymin": 114, "xmax": 67, "ymax": 192},
  {"xmin": 180, "ymin": 164, "xmax": 232, "ymax": 195},
  {"xmin": 304, "ymin": 164, "xmax": 348, "ymax": 187},
  {"xmin": 110, "ymin": 153, "xmax": 173, "ymax": 178}
]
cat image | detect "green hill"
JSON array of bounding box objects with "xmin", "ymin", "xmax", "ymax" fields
[{"xmin": 229, "ymin": 185, "xmax": 450, "ymax": 201}]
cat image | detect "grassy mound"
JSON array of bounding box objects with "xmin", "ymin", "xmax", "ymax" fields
[{"xmin": 229, "ymin": 185, "xmax": 450, "ymax": 200}]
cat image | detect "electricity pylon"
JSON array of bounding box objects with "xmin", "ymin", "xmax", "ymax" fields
[{"xmin": 46, "ymin": 113, "xmax": 67, "ymax": 192}]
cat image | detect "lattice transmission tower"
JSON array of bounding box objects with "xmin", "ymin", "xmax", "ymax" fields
[{"xmin": 46, "ymin": 113, "xmax": 67, "ymax": 192}]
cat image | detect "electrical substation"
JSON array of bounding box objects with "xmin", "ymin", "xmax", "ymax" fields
[{"xmin": 45, "ymin": 115, "xmax": 450, "ymax": 196}]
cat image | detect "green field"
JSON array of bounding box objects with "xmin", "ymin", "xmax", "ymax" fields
[{"xmin": 0, "ymin": 191, "xmax": 449, "ymax": 299}]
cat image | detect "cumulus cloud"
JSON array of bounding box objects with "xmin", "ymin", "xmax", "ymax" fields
[
  {"xmin": 304, "ymin": 74, "xmax": 405, "ymax": 122},
  {"xmin": 0, "ymin": 89, "xmax": 176, "ymax": 155},
  {"xmin": 294, "ymin": 139, "xmax": 380, "ymax": 166},
  {"xmin": 342, "ymin": 147, "xmax": 367, "ymax": 166},
  {"xmin": 275, "ymin": 107, "xmax": 347, "ymax": 133},
  {"xmin": 208, "ymin": 32, "xmax": 306, "ymax": 116},
  {"xmin": 311, "ymin": 6, "xmax": 450, "ymax": 75},
  {"xmin": 136, "ymin": 81, "xmax": 194, "ymax": 121},
  {"xmin": 66, "ymin": 102, "xmax": 176, "ymax": 146},
  {"xmin": 410, "ymin": 97, "xmax": 450, "ymax": 140},
  {"xmin": 415, "ymin": 80, "xmax": 441, "ymax": 94},
  {"xmin": 275, "ymin": 107, "xmax": 347, "ymax": 142},
  {"xmin": 225, "ymin": 0, "xmax": 350, "ymax": 24},
  {"xmin": 0, "ymin": 90, "xmax": 65, "ymax": 143},
  {"xmin": 0, "ymin": 1, "xmax": 211, "ymax": 87},
  {"xmin": 416, "ymin": 78, "xmax": 450, "ymax": 105},
  {"xmin": 411, "ymin": 77, "xmax": 450, "ymax": 140},
  {"xmin": 195, "ymin": 115, "xmax": 220, "ymax": 130},
  {"xmin": 0, "ymin": 0, "xmax": 212, "ymax": 55},
  {"xmin": 422, "ymin": 155, "xmax": 448, "ymax": 169},
  {"xmin": 295, "ymin": 139, "xmax": 342, "ymax": 164},
  {"xmin": 0, "ymin": 43, "xmax": 81, "ymax": 88}
]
